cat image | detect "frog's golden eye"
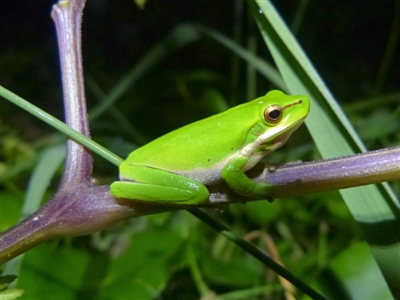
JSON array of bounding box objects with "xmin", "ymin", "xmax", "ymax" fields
[{"xmin": 264, "ymin": 105, "xmax": 283, "ymax": 124}]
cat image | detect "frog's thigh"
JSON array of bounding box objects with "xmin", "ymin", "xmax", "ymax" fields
[{"xmin": 111, "ymin": 165, "xmax": 209, "ymax": 205}]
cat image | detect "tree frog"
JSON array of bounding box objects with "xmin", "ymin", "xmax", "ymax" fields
[{"xmin": 111, "ymin": 90, "xmax": 310, "ymax": 206}]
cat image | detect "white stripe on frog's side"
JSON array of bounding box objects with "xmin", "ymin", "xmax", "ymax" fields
[
  {"xmin": 176, "ymin": 155, "xmax": 236, "ymax": 185},
  {"xmin": 119, "ymin": 154, "xmax": 238, "ymax": 185},
  {"xmin": 178, "ymin": 150, "xmax": 267, "ymax": 186}
]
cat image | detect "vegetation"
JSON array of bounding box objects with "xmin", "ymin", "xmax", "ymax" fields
[{"xmin": 1, "ymin": 0, "xmax": 399, "ymax": 299}]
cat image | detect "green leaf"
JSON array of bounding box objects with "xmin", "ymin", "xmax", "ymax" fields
[
  {"xmin": 101, "ymin": 228, "xmax": 185, "ymax": 299},
  {"xmin": 17, "ymin": 244, "xmax": 90, "ymax": 300},
  {"xmin": 331, "ymin": 242, "xmax": 393, "ymax": 299},
  {"xmin": 248, "ymin": 0, "xmax": 400, "ymax": 297},
  {"xmin": 0, "ymin": 289, "xmax": 24, "ymax": 300}
]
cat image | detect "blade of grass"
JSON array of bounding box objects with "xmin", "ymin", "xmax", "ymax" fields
[
  {"xmin": 195, "ymin": 25, "xmax": 286, "ymax": 90},
  {"xmin": 248, "ymin": 0, "xmax": 400, "ymax": 297},
  {"xmin": 0, "ymin": 86, "xmax": 122, "ymax": 167},
  {"xmin": 189, "ymin": 209, "xmax": 327, "ymax": 300}
]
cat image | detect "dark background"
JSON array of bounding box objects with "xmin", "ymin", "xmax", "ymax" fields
[{"xmin": 1, "ymin": 0, "xmax": 399, "ymax": 142}]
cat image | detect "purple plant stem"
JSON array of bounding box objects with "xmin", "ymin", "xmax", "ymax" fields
[
  {"xmin": 0, "ymin": 0, "xmax": 170, "ymax": 264},
  {"xmin": 53, "ymin": 0, "xmax": 92, "ymax": 184},
  {"xmin": 265, "ymin": 146, "xmax": 400, "ymax": 199}
]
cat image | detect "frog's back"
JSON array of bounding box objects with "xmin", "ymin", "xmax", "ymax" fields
[{"xmin": 126, "ymin": 101, "xmax": 260, "ymax": 171}]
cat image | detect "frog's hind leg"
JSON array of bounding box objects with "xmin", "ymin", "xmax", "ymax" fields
[{"xmin": 110, "ymin": 165, "xmax": 210, "ymax": 206}]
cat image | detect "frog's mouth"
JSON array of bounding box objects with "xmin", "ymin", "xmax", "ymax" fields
[{"xmin": 241, "ymin": 116, "xmax": 306, "ymax": 157}]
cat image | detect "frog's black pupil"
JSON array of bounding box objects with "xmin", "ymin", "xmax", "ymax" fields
[{"xmin": 269, "ymin": 109, "xmax": 281, "ymax": 119}]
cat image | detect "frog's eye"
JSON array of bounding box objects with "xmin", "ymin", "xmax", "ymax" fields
[{"xmin": 264, "ymin": 105, "xmax": 283, "ymax": 124}]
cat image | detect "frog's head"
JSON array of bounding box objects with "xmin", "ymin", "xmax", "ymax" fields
[{"xmin": 241, "ymin": 90, "xmax": 310, "ymax": 157}]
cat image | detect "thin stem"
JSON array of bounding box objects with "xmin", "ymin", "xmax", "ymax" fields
[
  {"xmin": 188, "ymin": 209, "xmax": 327, "ymax": 300},
  {"xmin": 0, "ymin": 86, "xmax": 122, "ymax": 167}
]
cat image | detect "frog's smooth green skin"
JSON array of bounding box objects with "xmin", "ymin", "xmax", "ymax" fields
[{"xmin": 111, "ymin": 90, "xmax": 310, "ymax": 206}]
